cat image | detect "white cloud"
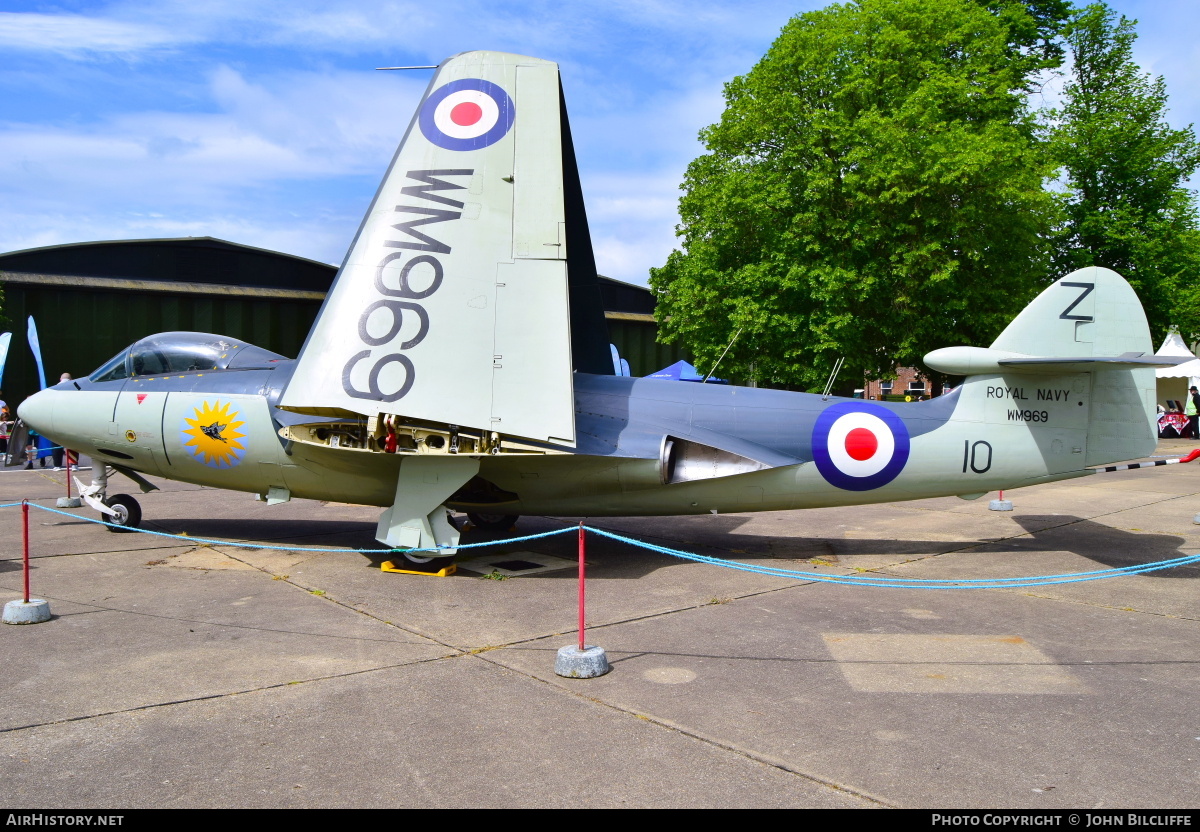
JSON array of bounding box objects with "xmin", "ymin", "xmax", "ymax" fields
[
  {"xmin": 571, "ymin": 81, "xmax": 726, "ymax": 284},
  {"xmin": 0, "ymin": 64, "xmax": 430, "ymax": 265},
  {"xmin": 16, "ymin": 0, "xmax": 1061, "ymax": 285},
  {"xmin": 592, "ymin": 230, "xmax": 678, "ymax": 287},
  {"xmin": 205, "ymin": 66, "xmax": 425, "ymax": 160},
  {"xmin": 0, "ymin": 12, "xmax": 183, "ymax": 55},
  {"xmin": 0, "ymin": 65, "xmax": 424, "ymax": 200},
  {"xmin": 582, "ymin": 171, "xmax": 686, "ymax": 284},
  {"xmin": 0, "ymin": 1, "xmax": 741, "ymax": 282}
]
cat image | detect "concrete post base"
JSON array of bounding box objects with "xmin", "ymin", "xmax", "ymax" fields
[
  {"xmin": 57, "ymin": 497, "xmax": 82, "ymax": 508},
  {"xmin": 4, "ymin": 599, "xmax": 51, "ymax": 624},
  {"xmin": 555, "ymin": 645, "xmax": 610, "ymax": 678},
  {"xmin": 989, "ymin": 499, "xmax": 1013, "ymax": 512}
]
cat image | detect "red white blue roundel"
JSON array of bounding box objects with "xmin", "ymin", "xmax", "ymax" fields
[
  {"xmin": 419, "ymin": 78, "xmax": 515, "ymax": 151},
  {"xmin": 812, "ymin": 402, "xmax": 910, "ymax": 491}
]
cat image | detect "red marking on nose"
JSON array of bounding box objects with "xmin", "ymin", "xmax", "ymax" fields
[
  {"xmin": 450, "ymin": 102, "xmax": 483, "ymax": 126},
  {"xmin": 844, "ymin": 427, "xmax": 878, "ymax": 461},
  {"xmin": 136, "ymin": 394, "xmax": 147, "ymax": 404}
]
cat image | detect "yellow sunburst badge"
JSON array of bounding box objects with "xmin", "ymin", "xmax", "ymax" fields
[{"xmin": 180, "ymin": 400, "xmax": 248, "ymax": 469}]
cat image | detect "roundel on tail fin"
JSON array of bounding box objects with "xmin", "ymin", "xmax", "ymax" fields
[
  {"xmin": 420, "ymin": 78, "xmax": 515, "ymax": 151},
  {"xmin": 812, "ymin": 402, "xmax": 909, "ymax": 491}
]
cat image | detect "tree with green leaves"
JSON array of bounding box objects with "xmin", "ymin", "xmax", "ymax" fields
[
  {"xmin": 650, "ymin": 0, "xmax": 1062, "ymax": 390},
  {"xmin": 978, "ymin": 0, "xmax": 1072, "ymax": 84},
  {"xmin": 1051, "ymin": 3, "xmax": 1200, "ymax": 343}
]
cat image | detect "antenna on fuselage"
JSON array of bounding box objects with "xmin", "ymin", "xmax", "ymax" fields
[
  {"xmin": 821, "ymin": 356, "xmax": 845, "ymax": 400},
  {"xmin": 702, "ymin": 329, "xmax": 742, "ymax": 383}
]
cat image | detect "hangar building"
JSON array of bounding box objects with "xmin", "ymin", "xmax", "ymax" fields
[{"xmin": 0, "ymin": 237, "xmax": 683, "ymax": 409}]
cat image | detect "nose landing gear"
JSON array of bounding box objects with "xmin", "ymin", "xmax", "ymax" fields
[
  {"xmin": 77, "ymin": 466, "xmax": 144, "ymax": 532},
  {"xmin": 101, "ymin": 494, "xmax": 142, "ymax": 533}
]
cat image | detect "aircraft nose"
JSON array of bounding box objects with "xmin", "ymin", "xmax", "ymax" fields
[{"xmin": 18, "ymin": 389, "xmax": 56, "ymax": 435}]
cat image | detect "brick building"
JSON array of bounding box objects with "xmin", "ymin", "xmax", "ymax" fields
[{"xmin": 862, "ymin": 366, "xmax": 936, "ymax": 401}]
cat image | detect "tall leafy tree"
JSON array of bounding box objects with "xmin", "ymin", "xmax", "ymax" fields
[
  {"xmin": 650, "ymin": 0, "xmax": 1061, "ymax": 389},
  {"xmin": 976, "ymin": 0, "xmax": 1073, "ymax": 83},
  {"xmin": 1051, "ymin": 3, "xmax": 1200, "ymax": 343}
]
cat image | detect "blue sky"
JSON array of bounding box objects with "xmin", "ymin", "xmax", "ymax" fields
[{"xmin": 1, "ymin": 1, "xmax": 1198, "ymax": 287}]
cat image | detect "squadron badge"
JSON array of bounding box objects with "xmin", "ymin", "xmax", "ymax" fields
[{"xmin": 180, "ymin": 400, "xmax": 247, "ymax": 469}]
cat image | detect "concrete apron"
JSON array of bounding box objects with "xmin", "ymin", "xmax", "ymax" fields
[{"xmin": 1, "ymin": 441, "xmax": 1198, "ymax": 807}]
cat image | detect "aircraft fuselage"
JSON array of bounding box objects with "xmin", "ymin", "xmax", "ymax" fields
[{"xmin": 23, "ymin": 358, "xmax": 1110, "ymax": 519}]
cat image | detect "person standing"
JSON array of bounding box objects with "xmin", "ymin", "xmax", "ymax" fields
[
  {"xmin": 24, "ymin": 424, "xmax": 45, "ymax": 469},
  {"xmin": 0, "ymin": 391, "xmax": 8, "ymax": 455},
  {"xmin": 51, "ymin": 374, "xmax": 73, "ymax": 468},
  {"xmin": 0, "ymin": 405, "xmax": 10, "ymax": 464},
  {"xmin": 1185, "ymin": 387, "xmax": 1200, "ymax": 439}
]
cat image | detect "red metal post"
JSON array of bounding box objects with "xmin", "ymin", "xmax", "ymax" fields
[
  {"xmin": 578, "ymin": 522, "xmax": 586, "ymax": 651},
  {"xmin": 65, "ymin": 451, "xmax": 72, "ymax": 498},
  {"xmin": 22, "ymin": 499, "xmax": 30, "ymax": 603}
]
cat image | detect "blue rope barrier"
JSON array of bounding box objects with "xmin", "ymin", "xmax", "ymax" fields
[
  {"xmin": 24, "ymin": 501, "xmax": 575, "ymax": 554},
  {"xmin": 5, "ymin": 500, "xmax": 1198, "ymax": 588},
  {"xmin": 584, "ymin": 527, "xmax": 1200, "ymax": 590}
]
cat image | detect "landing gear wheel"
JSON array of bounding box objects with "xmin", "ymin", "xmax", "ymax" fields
[
  {"xmin": 397, "ymin": 551, "xmax": 455, "ymax": 575},
  {"xmin": 103, "ymin": 494, "xmax": 141, "ymax": 533},
  {"xmin": 467, "ymin": 512, "xmax": 519, "ymax": 531}
]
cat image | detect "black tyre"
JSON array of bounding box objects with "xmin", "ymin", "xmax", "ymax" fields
[
  {"xmin": 396, "ymin": 550, "xmax": 455, "ymax": 574},
  {"xmin": 103, "ymin": 494, "xmax": 141, "ymax": 533},
  {"xmin": 466, "ymin": 512, "xmax": 519, "ymax": 531}
]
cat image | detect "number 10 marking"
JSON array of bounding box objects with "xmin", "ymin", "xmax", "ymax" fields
[{"xmin": 963, "ymin": 440, "xmax": 993, "ymax": 474}]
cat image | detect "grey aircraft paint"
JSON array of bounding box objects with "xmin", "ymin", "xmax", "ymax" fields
[{"xmin": 16, "ymin": 51, "xmax": 1183, "ymax": 565}]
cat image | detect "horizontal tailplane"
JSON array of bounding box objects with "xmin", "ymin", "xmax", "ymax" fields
[{"xmin": 925, "ymin": 347, "xmax": 1188, "ymax": 376}]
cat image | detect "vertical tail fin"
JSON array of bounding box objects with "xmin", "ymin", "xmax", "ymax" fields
[
  {"xmin": 989, "ymin": 266, "xmax": 1151, "ymax": 357},
  {"xmin": 990, "ymin": 267, "xmax": 1157, "ymax": 464},
  {"xmin": 928, "ymin": 268, "xmax": 1160, "ymax": 467},
  {"xmin": 280, "ymin": 51, "xmax": 608, "ymax": 445}
]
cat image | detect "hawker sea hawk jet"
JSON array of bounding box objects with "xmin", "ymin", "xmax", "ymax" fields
[{"xmin": 18, "ymin": 51, "xmax": 1187, "ymax": 573}]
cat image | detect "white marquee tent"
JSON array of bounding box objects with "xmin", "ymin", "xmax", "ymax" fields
[{"xmin": 1154, "ymin": 328, "xmax": 1200, "ymax": 407}]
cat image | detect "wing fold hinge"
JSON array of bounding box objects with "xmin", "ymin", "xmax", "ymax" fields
[{"xmin": 277, "ymin": 413, "xmax": 570, "ymax": 458}]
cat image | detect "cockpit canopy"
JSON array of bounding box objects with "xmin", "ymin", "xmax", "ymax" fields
[{"xmin": 89, "ymin": 332, "xmax": 288, "ymax": 383}]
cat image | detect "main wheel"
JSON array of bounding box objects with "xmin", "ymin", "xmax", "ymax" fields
[
  {"xmin": 467, "ymin": 512, "xmax": 519, "ymax": 531},
  {"xmin": 103, "ymin": 494, "xmax": 141, "ymax": 533},
  {"xmin": 396, "ymin": 550, "xmax": 455, "ymax": 574}
]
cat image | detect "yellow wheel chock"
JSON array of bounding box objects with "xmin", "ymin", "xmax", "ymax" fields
[{"xmin": 380, "ymin": 560, "xmax": 457, "ymax": 577}]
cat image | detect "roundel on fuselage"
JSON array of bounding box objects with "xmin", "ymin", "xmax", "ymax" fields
[
  {"xmin": 812, "ymin": 401, "xmax": 910, "ymax": 491},
  {"xmin": 419, "ymin": 78, "xmax": 515, "ymax": 151}
]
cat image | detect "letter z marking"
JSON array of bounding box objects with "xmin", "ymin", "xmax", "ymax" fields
[{"xmin": 1059, "ymin": 282, "xmax": 1095, "ymax": 321}]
